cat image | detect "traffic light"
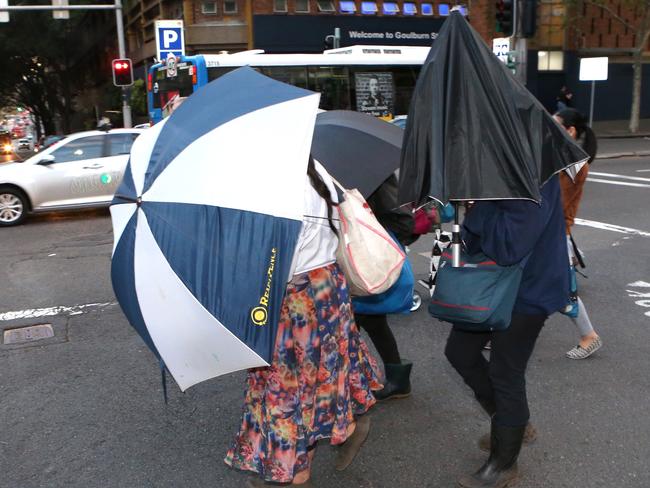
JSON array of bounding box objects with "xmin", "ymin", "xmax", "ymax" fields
[
  {"xmin": 495, "ymin": 0, "xmax": 514, "ymax": 37},
  {"xmin": 521, "ymin": 0, "xmax": 537, "ymax": 38},
  {"xmin": 112, "ymin": 58, "xmax": 134, "ymax": 87}
]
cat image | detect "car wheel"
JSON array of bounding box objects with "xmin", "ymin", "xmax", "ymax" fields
[{"xmin": 0, "ymin": 187, "xmax": 28, "ymax": 226}]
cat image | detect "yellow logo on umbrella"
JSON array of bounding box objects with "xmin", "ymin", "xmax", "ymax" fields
[{"xmin": 250, "ymin": 247, "xmax": 277, "ymax": 326}]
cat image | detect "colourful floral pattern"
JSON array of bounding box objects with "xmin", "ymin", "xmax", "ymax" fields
[{"xmin": 224, "ymin": 263, "xmax": 382, "ymax": 483}]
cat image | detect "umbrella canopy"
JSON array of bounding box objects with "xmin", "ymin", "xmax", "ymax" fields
[
  {"xmin": 399, "ymin": 11, "xmax": 589, "ymax": 206},
  {"xmin": 312, "ymin": 110, "xmax": 403, "ymax": 198},
  {"xmin": 110, "ymin": 67, "xmax": 320, "ymax": 391}
]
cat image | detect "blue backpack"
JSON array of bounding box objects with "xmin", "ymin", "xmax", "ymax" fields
[{"xmin": 428, "ymin": 250, "xmax": 528, "ymax": 331}]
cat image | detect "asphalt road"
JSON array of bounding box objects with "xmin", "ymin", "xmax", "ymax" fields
[{"xmin": 1, "ymin": 150, "xmax": 650, "ymax": 488}]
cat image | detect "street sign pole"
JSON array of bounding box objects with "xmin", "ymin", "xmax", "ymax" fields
[
  {"xmin": 589, "ymin": 80, "xmax": 595, "ymax": 127},
  {"xmin": 114, "ymin": 0, "xmax": 131, "ymax": 128},
  {"xmin": 579, "ymin": 57, "xmax": 608, "ymax": 128}
]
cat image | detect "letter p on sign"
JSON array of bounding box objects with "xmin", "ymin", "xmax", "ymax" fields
[{"xmin": 163, "ymin": 30, "xmax": 179, "ymax": 48}]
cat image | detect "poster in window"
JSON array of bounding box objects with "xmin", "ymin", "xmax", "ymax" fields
[{"xmin": 355, "ymin": 72, "xmax": 394, "ymax": 118}]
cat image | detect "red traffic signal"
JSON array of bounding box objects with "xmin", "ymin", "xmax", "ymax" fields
[
  {"xmin": 495, "ymin": 0, "xmax": 514, "ymax": 37},
  {"xmin": 112, "ymin": 58, "xmax": 134, "ymax": 87}
]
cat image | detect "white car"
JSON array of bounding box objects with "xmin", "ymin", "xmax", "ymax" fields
[{"xmin": 0, "ymin": 128, "xmax": 142, "ymax": 226}]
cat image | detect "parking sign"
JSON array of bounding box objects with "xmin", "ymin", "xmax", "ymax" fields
[{"xmin": 155, "ymin": 20, "xmax": 185, "ymax": 61}]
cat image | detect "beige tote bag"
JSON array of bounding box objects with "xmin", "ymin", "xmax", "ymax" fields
[{"xmin": 332, "ymin": 178, "xmax": 406, "ymax": 296}]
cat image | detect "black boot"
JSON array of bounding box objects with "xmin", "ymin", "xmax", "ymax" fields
[
  {"xmin": 374, "ymin": 361, "xmax": 412, "ymax": 401},
  {"xmin": 457, "ymin": 421, "xmax": 525, "ymax": 488}
]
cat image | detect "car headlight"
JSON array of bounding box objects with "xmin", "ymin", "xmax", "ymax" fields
[{"xmin": 3, "ymin": 144, "xmax": 12, "ymax": 152}]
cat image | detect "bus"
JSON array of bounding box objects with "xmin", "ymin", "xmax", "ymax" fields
[{"xmin": 147, "ymin": 45, "xmax": 430, "ymax": 124}]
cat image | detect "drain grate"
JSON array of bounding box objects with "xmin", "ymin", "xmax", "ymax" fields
[{"xmin": 3, "ymin": 324, "xmax": 54, "ymax": 345}]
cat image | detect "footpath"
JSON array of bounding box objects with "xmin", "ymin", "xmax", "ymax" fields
[{"xmin": 593, "ymin": 118, "xmax": 650, "ymax": 160}]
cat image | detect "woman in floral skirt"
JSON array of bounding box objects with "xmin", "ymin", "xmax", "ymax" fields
[{"xmin": 225, "ymin": 158, "xmax": 381, "ymax": 486}]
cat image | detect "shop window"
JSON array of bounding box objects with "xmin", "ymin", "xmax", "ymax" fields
[
  {"xmin": 274, "ymin": 0, "xmax": 288, "ymax": 11},
  {"xmin": 438, "ymin": 3, "xmax": 449, "ymax": 15},
  {"xmin": 339, "ymin": 0, "xmax": 356, "ymax": 13},
  {"xmin": 295, "ymin": 0, "xmax": 310, "ymax": 12},
  {"xmin": 361, "ymin": 1, "xmax": 377, "ymax": 14},
  {"xmin": 223, "ymin": 0, "xmax": 237, "ymax": 14},
  {"xmin": 403, "ymin": 2, "xmax": 416, "ymax": 15},
  {"xmin": 538, "ymin": 51, "xmax": 564, "ymax": 71},
  {"xmin": 383, "ymin": 2, "xmax": 399, "ymax": 15},
  {"xmin": 317, "ymin": 0, "xmax": 335, "ymax": 11},
  {"xmin": 201, "ymin": 1, "xmax": 217, "ymax": 14},
  {"xmin": 421, "ymin": 2, "xmax": 433, "ymax": 15}
]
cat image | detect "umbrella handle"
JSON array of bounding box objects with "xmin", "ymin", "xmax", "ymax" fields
[{"xmin": 451, "ymin": 202, "xmax": 461, "ymax": 268}]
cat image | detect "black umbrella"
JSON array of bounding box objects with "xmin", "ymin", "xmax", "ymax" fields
[
  {"xmin": 311, "ymin": 110, "xmax": 403, "ymax": 198},
  {"xmin": 398, "ymin": 11, "xmax": 588, "ymax": 207},
  {"xmin": 398, "ymin": 11, "xmax": 588, "ymax": 266}
]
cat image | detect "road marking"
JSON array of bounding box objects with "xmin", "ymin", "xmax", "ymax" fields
[
  {"xmin": 628, "ymin": 281, "xmax": 650, "ymax": 287},
  {"xmin": 589, "ymin": 171, "xmax": 650, "ymax": 183},
  {"xmin": 0, "ymin": 302, "xmax": 116, "ymax": 322},
  {"xmin": 636, "ymin": 169, "xmax": 650, "ymax": 173},
  {"xmin": 586, "ymin": 178, "xmax": 650, "ymax": 188},
  {"xmin": 574, "ymin": 218, "xmax": 650, "ymax": 237},
  {"xmin": 627, "ymin": 282, "xmax": 650, "ymax": 318}
]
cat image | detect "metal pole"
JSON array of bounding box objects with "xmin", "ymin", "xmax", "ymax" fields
[
  {"xmin": 114, "ymin": 0, "xmax": 132, "ymax": 128},
  {"xmin": 451, "ymin": 202, "xmax": 461, "ymax": 268},
  {"xmin": 589, "ymin": 80, "xmax": 595, "ymax": 127}
]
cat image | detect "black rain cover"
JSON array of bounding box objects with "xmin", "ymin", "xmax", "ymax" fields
[{"xmin": 398, "ymin": 12, "xmax": 589, "ymax": 206}]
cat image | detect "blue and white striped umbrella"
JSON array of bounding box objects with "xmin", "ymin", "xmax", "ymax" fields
[{"xmin": 110, "ymin": 67, "xmax": 320, "ymax": 391}]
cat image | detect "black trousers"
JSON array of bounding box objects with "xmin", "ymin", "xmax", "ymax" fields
[
  {"xmin": 355, "ymin": 313, "xmax": 401, "ymax": 365},
  {"xmin": 444, "ymin": 313, "xmax": 546, "ymax": 427}
]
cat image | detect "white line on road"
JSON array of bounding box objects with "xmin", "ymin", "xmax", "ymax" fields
[
  {"xmin": 586, "ymin": 178, "xmax": 650, "ymax": 188},
  {"xmin": 589, "ymin": 171, "xmax": 650, "ymax": 183},
  {"xmin": 0, "ymin": 302, "xmax": 117, "ymax": 322},
  {"xmin": 574, "ymin": 218, "xmax": 650, "ymax": 237},
  {"xmin": 637, "ymin": 169, "xmax": 650, "ymax": 173}
]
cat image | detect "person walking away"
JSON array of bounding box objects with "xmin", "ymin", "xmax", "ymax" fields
[
  {"xmin": 556, "ymin": 86, "xmax": 573, "ymax": 112},
  {"xmin": 354, "ymin": 174, "xmax": 438, "ymax": 401},
  {"xmin": 444, "ymin": 175, "xmax": 569, "ymax": 488},
  {"xmin": 554, "ymin": 108, "xmax": 603, "ymax": 359},
  {"xmin": 225, "ymin": 158, "xmax": 382, "ymax": 487}
]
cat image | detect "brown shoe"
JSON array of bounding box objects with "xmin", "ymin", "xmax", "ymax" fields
[
  {"xmin": 478, "ymin": 423, "xmax": 537, "ymax": 452},
  {"xmin": 335, "ymin": 415, "xmax": 371, "ymax": 471}
]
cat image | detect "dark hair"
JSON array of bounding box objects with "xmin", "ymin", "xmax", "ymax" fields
[
  {"xmin": 307, "ymin": 155, "xmax": 338, "ymax": 235},
  {"xmin": 556, "ymin": 108, "xmax": 598, "ymax": 163}
]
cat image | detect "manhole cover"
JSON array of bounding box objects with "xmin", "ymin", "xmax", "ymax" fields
[{"xmin": 3, "ymin": 324, "xmax": 54, "ymax": 344}]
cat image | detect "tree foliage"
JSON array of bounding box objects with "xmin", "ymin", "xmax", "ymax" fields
[{"xmin": 0, "ymin": 8, "xmax": 118, "ymax": 135}]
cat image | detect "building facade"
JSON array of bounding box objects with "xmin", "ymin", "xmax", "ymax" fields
[{"xmin": 123, "ymin": 0, "xmax": 650, "ymax": 121}]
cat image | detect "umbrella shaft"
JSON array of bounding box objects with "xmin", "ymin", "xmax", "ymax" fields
[{"xmin": 452, "ymin": 224, "xmax": 461, "ymax": 268}]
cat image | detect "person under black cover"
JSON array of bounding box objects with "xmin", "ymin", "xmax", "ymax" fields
[{"xmin": 445, "ymin": 176, "xmax": 569, "ymax": 488}]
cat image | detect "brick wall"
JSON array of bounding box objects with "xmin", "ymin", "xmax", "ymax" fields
[
  {"xmin": 566, "ymin": 0, "xmax": 649, "ymax": 51},
  {"xmin": 193, "ymin": 0, "xmax": 247, "ymax": 23}
]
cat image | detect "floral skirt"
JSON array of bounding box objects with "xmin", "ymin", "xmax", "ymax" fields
[{"xmin": 224, "ymin": 263, "xmax": 382, "ymax": 483}]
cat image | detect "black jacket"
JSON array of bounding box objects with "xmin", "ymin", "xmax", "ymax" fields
[{"xmin": 366, "ymin": 175, "xmax": 417, "ymax": 246}]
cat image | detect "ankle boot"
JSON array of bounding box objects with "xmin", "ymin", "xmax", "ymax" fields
[
  {"xmin": 374, "ymin": 361, "xmax": 412, "ymax": 401},
  {"xmin": 457, "ymin": 421, "xmax": 525, "ymax": 488},
  {"xmin": 478, "ymin": 422, "xmax": 537, "ymax": 452}
]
